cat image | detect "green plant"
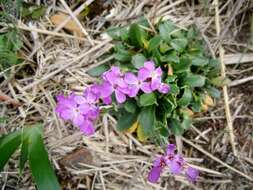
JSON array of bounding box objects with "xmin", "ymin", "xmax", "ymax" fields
[
  {"xmin": 0, "ymin": 124, "xmax": 61, "ymax": 190},
  {"xmin": 103, "ymin": 19, "xmax": 223, "ymax": 143}
]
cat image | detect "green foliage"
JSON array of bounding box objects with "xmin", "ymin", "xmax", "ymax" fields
[
  {"xmin": 0, "ymin": 124, "xmax": 61, "ymax": 190},
  {"xmin": 106, "ymin": 20, "xmax": 222, "ymax": 142}
]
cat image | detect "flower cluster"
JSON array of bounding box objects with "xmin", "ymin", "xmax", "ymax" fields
[
  {"xmin": 148, "ymin": 144, "xmax": 199, "ymax": 183},
  {"xmin": 55, "ymin": 60, "xmax": 170, "ymax": 135}
]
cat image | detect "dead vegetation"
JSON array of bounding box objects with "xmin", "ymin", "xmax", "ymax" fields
[{"xmin": 0, "ymin": 0, "xmax": 253, "ymax": 189}]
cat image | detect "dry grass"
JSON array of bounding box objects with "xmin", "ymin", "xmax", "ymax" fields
[{"xmin": 0, "ymin": 0, "xmax": 253, "ymax": 189}]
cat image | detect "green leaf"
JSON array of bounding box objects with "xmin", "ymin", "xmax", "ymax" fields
[
  {"xmin": 185, "ymin": 74, "xmax": 206, "ymax": 87},
  {"xmin": 106, "ymin": 26, "xmax": 128, "ymax": 41},
  {"xmin": 181, "ymin": 112, "xmax": 191, "ymax": 129},
  {"xmin": 210, "ymin": 76, "xmax": 230, "ymax": 87},
  {"xmin": 170, "ymin": 38, "xmax": 188, "ymax": 52},
  {"xmin": 148, "ymin": 35, "xmax": 162, "ymax": 51},
  {"xmin": 27, "ymin": 125, "xmax": 61, "ymax": 190},
  {"xmin": 173, "ymin": 58, "xmax": 191, "ymax": 73},
  {"xmin": 159, "ymin": 21, "xmax": 175, "ymax": 41},
  {"xmin": 129, "ymin": 23, "xmax": 145, "ymax": 48},
  {"xmin": 169, "ymin": 84, "xmax": 180, "ymax": 95},
  {"xmin": 206, "ymin": 86, "xmax": 221, "ymax": 98},
  {"xmin": 156, "ymin": 121, "xmax": 169, "ymax": 137},
  {"xmin": 0, "ymin": 130, "xmax": 21, "ymax": 171},
  {"xmin": 114, "ymin": 44, "xmax": 131, "ymax": 62},
  {"xmin": 159, "ymin": 42, "xmax": 172, "ymax": 53},
  {"xmin": 160, "ymin": 51, "xmax": 180, "ymax": 63},
  {"xmin": 124, "ymin": 100, "xmax": 137, "ymax": 113},
  {"xmin": 87, "ymin": 64, "xmax": 109, "ymax": 77},
  {"xmin": 191, "ymin": 57, "xmax": 209, "ymax": 66},
  {"xmin": 117, "ymin": 111, "xmax": 138, "ymax": 131},
  {"xmin": 169, "ymin": 118, "xmax": 184, "ymax": 136},
  {"xmin": 165, "ymin": 75, "xmax": 177, "ymax": 83},
  {"xmin": 19, "ymin": 134, "xmax": 29, "ymax": 174},
  {"xmin": 138, "ymin": 106, "xmax": 155, "ymax": 136},
  {"xmin": 31, "ymin": 7, "xmax": 46, "ymax": 19},
  {"xmin": 131, "ymin": 54, "xmax": 146, "ymax": 69},
  {"xmin": 178, "ymin": 87, "xmax": 192, "ymax": 107},
  {"xmin": 139, "ymin": 93, "xmax": 156, "ymax": 107}
]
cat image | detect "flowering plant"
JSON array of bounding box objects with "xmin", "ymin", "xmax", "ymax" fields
[{"xmin": 55, "ymin": 19, "xmax": 222, "ymax": 183}]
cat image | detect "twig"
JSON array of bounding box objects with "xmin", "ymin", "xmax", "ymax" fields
[
  {"xmin": 223, "ymin": 53, "xmax": 253, "ymax": 65},
  {"xmin": 59, "ymin": 0, "xmax": 94, "ymax": 46},
  {"xmin": 229, "ymin": 76, "xmax": 253, "ymax": 87},
  {"xmin": 182, "ymin": 137, "xmax": 253, "ymax": 182},
  {"xmin": 214, "ymin": 0, "xmax": 237, "ymax": 156}
]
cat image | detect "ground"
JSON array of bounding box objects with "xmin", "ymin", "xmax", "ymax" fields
[{"xmin": 0, "ymin": 0, "xmax": 253, "ymax": 189}]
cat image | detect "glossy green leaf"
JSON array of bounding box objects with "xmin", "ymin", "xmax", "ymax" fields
[
  {"xmin": 131, "ymin": 54, "xmax": 146, "ymax": 69},
  {"xmin": 185, "ymin": 74, "xmax": 206, "ymax": 87},
  {"xmin": 169, "ymin": 118, "xmax": 184, "ymax": 136},
  {"xmin": 170, "ymin": 38, "xmax": 188, "ymax": 52},
  {"xmin": 31, "ymin": 7, "xmax": 46, "ymax": 19},
  {"xmin": 0, "ymin": 130, "xmax": 21, "ymax": 171},
  {"xmin": 139, "ymin": 93, "xmax": 156, "ymax": 107},
  {"xmin": 138, "ymin": 106, "xmax": 155, "ymax": 136},
  {"xmin": 156, "ymin": 121, "xmax": 169, "ymax": 137},
  {"xmin": 27, "ymin": 125, "xmax": 61, "ymax": 190},
  {"xmin": 178, "ymin": 87, "xmax": 192, "ymax": 107},
  {"xmin": 148, "ymin": 35, "xmax": 162, "ymax": 51},
  {"xmin": 117, "ymin": 111, "xmax": 138, "ymax": 131},
  {"xmin": 87, "ymin": 64, "xmax": 109, "ymax": 77}
]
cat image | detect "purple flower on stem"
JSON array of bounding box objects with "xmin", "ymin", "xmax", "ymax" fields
[
  {"xmin": 124, "ymin": 72, "xmax": 152, "ymax": 97},
  {"xmin": 148, "ymin": 156, "xmax": 167, "ymax": 183},
  {"xmin": 185, "ymin": 167, "xmax": 199, "ymax": 183}
]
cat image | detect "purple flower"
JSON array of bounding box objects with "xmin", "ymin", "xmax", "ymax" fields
[
  {"xmin": 158, "ymin": 83, "xmax": 170, "ymax": 94},
  {"xmin": 148, "ymin": 156, "xmax": 166, "ymax": 183},
  {"xmin": 148, "ymin": 144, "xmax": 199, "ymax": 184},
  {"xmin": 124, "ymin": 72, "xmax": 152, "ymax": 97},
  {"xmin": 79, "ymin": 118, "xmax": 96, "ymax": 136},
  {"xmin": 101, "ymin": 66, "xmax": 129, "ymax": 103},
  {"xmin": 55, "ymin": 93, "xmax": 97, "ymax": 136},
  {"xmin": 139, "ymin": 61, "xmax": 163, "ymax": 91},
  {"xmin": 185, "ymin": 167, "xmax": 199, "ymax": 183}
]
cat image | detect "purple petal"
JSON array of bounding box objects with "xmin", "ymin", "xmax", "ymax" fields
[
  {"xmin": 127, "ymin": 85, "xmax": 139, "ymax": 97},
  {"xmin": 60, "ymin": 109, "xmax": 73, "ymax": 120},
  {"xmin": 79, "ymin": 120, "xmax": 95, "ymax": 136},
  {"xmin": 155, "ymin": 67, "xmax": 162, "ymax": 77},
  {"xmin": 124, "ymin": 72, "xmax": 138, "ymax": 85},
  {"xmin": 117, "ymin": 78, "xmax": 128, "ymax": 88},
  {"xmin": 186, "ymin": 167, "xmax": 199, "ymax": 183},
  {"xmin": 144, "ymin": 60, "xmax": 155, "ymax": 71},
  {"xmin": 100, "ymin": 82, "xmax": 113, "ymax": 98},
  {"xmin": 140, "ymin": 82, "xmax": 152, "ymax": 93},
  {"xmin": 79, "ymin": 103, "xmax": 91, "ymax": 115},
  {"xmin": 169, "ymin": 154, "xmax": 184, "ymax": 175},
  {"xmin": 166, "ymin": 144, "xmax": 176, "ymax": 155},
  {"xmin": 115, "ymin": 90, "xmax": 126, "ymax": 103},
  {"xmin": 153, "ymin": 156, "xmax": 164, "ymax": 167},
  {"xmin": 138, "ymin": 67, "xmax": 151, "ymax": 81},
  {"xmin": 148, "ymin": 166, "xmax": 163, "ymax": 183},
  {"xmin": 103, "ymin": 96, "xmax": 112, "ymax": 105},
  {"xmin": 73, "ymin": 114, "xmax": 85, "ymax": 126},
  {"xmin": 74, "ymin": 95, "xmax": 86, "ymax": 104},
  {"xmin": 158, "ymin": 83, "xmax": 170, "ymax": 94},
  {"xmin": 151, "ymin": 78, "xmax": 161, "ymax": 91}
]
